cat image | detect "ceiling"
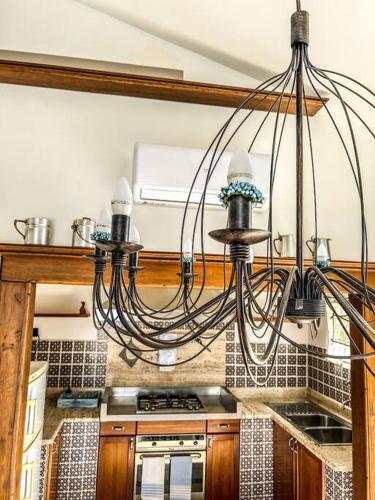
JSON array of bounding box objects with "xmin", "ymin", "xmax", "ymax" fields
[{"xmin": 74, "ymin": 0, "xmax": 375, "ymax": 85}]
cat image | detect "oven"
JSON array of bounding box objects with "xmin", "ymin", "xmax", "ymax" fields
[{"xmin": 134, "ymin": 434, "xmax": 206, "ymax": 499}]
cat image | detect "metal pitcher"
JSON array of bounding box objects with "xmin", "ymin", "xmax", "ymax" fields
[
  {"xmin": 71, "ymin": 217, "xmax": 96, "ymax": 248},
  {"xmin": 273, "ymin": 233, "xmax": 296, "ymax": 257},
  {"xmin": 14, "ymin": 217, "xmax": 52, "ymax": 245},
  {"xmin": 306, "ymin": 236, "xmax": 332, "ymax": 267}
]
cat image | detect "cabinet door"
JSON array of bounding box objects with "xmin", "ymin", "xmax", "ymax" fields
[
  {"xmin": 273, "ymin": 422, "xmax": 295, "ymax": 499},
  {"xmin": 206, "ymin": 433, "xmax": 239, "ymax": 500},
  {"xmin": 45, "ymin": 429, "xmax": 62, "ymax": 500},
  {"xmin": 96, "ymin": 435, "xmax": 135, "ymax": 500},
  {"xmin": 297, "ymin": 443, "xmax": 324, "ymax": 500}
]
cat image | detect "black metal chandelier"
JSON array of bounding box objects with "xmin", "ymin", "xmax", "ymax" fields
[{"xmin": 89, "ymin": 1, "xmax": 375, "ymax": 384}]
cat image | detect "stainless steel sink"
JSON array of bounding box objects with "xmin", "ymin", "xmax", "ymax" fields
[
  {"xmin": 286, "ymin": 413, "xmax": 343, "ymax": 428},
  {"xmin": 266, "ymin": 401, "xmax": 352, "ymax": 446},
  {"xmin": 304, "ymin": 427, "xmax": 352, "ymax": 445}
]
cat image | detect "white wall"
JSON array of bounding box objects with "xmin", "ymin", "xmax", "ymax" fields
[{"xmin": 0, "ymin": 0, "xmax": 374, "ymax": 262}]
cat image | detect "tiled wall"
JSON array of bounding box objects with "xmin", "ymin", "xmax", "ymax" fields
[
  {"xmin": 307, "ymin": 345, "xmax": 351, "ymax": 406},
  {"xmin": 225, "ymin": 330, "xmax": 307, "ymax": 388},
  {"xmin": 240, "ymin": 417, "xmax": 273, "ymax": 499},
  {"xmin": 57, "ymin": 421, "xmax": 100, "ymax": 500},
  {"xmin": 39, "ymin": 444, "xmax": 48, "ymax": 500},
  {"xmin": 31, "ymin": 332, "xmax": 108, "ymax": 388},
  {"xmin": 326, "ymin": 466, "xmax": 353, "ymax": 499}
]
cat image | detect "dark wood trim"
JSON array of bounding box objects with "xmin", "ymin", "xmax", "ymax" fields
[
  {"xmin": 350, "ymin": 294, "xmax": 375, "ymax": 500},
  {"xmin": 0, "ymin": 243, "xmax": 374, "ymax": 289},
  {"xmin": 0, "ymin": 58, "xmax": 326, "ymax": 116},
  {"xmin": 34, "ymin": 313, "xmax": 90, "ymax": 317},
  {"xmin": 0, "ymin": 280, "xmax": 36, "ymax": 500}
]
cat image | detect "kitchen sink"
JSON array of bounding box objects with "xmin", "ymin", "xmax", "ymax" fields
[
  {"xmin": 304, "ymin": 427, "xmax": 352, "ymax": 445},
  {"xmin": 266, "ymin": 401, "xmax": 352, "ymax": 446},
  {"xmin": 286, "ymin": 413, "xmax": 343, "ymax": 428}
]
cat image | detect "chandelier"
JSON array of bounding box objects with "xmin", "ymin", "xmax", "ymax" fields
[{"xmin": 89, "ymin": 1, "xmax": 375, "ymax": 384}]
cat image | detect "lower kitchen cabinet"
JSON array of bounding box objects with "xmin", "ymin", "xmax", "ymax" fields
[
  {"xmin": 273, "ymin": 422, "xmax": 324, "ymax": 500},
  {"xmin": 45, "ymin": 428, "xmax": 62, "ymax": 500},
  {"xmin": 206, "ymin": 432, "xmax": 240, "ymax": 500},
  {"xmin": 96, "ymin": 435, "xmax": 135, "ymax": 500}
]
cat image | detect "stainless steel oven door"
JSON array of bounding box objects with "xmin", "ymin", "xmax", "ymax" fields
[{"xmin": 134, "ymin": 451, "xmax": 206, "ymax": 500}]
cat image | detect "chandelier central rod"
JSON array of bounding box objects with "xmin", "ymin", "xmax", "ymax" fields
[{"xmin": 296, "ymin": 47, "xmax": 304, "ymax": 285}]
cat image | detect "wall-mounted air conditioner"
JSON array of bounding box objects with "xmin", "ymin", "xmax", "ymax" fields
[{"xmin": 133, "ymin": 143, "xmax": 270, "ymax": 211}]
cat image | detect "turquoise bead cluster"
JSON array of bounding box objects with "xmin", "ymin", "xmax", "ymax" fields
[
  {"xmin": 181, "ymin": 257, "xmax": 195, "ymax": 263},
  {"xmin": 218, "ymin": 181, "xmax": 265, "ymax": 208},
  {"xmin": 90, "ymin": 231, "xmax": 111, "ymax": 241}
]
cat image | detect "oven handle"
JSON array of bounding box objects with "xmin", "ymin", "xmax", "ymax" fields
[{"xmin": 138, "ymin": 452, "xmax": 202, "ymax": 461}]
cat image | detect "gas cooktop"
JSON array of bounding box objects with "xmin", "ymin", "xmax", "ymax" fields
[{"xmin": 137, "ymin": 393, "xmax": 207, "ymax": 414}]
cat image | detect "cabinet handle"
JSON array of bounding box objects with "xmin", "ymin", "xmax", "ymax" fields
[
  {"xmin": 129, "ymin": 438, "xmax": 134, "ymax": 451},
  {"xmin": 208, "ymin": 438, "xmax": 212, "ymax": 448},
  {"xmin": 293, "ymin": 440, "xmax": 298, "ymax": 454},
  {"xmin": 112, "ymin": 425, "xmax": 125, "ymax": 431},
  {"xmin": 288, "ymin": 437, "xmax": 294, "ymax": 451},
  {"xmin": 218, "ymin": 424, "xmax": 230, "ymax": 429}
]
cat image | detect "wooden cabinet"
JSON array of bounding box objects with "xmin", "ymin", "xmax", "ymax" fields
[
  {"xmin": 96, "ymin": 435, "xmax": 135, "ymax": 500},
  {"xmin": 273, "ymin": 422, "xmax": 324, "ymax": 500},
  {"xmin": 206, "ymin": 432, "xmax": 240, "ymax": 500},
  {"xmin": 45, "ymin": 429, "xmax": 62, "ymax": 500}
]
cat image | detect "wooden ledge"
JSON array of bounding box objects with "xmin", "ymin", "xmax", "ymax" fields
[
  {"xmin": 0, "ymin": 243, "xmax": 373, "ymax": 288},
  {"xmin": 0, "ymin": 56, "xmax": 326, "ymax": 116}
]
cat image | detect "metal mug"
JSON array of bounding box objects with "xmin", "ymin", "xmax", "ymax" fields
[
  {"xmin": 71, "ymin": 217, "xmax": 96, "ymax": 248},
  {"xmin": 14, "ymin": 217, "xmax": 52, "ymax": 245},
  {"xmin": 273, "ymin": 233, "xmax": 296, "ymax": 257},
  {"xmin": 306, "ymin": 236, "xmax": 332, "ymax": 266}
]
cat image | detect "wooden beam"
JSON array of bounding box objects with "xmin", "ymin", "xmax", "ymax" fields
[
  {"xmin": 0, "ymin": 58, "xmax": 326, "ymax": 116},
  {"xmin": 0, "ymin": 280, "xmax": 36, "ymax": 500},
  {"xmin": 0, "ymin": 243, "xmax": 374, "ymax": 289},
  {"xmin": 350, "ymin": 295, "xmax": 375, "ymax": 500}
]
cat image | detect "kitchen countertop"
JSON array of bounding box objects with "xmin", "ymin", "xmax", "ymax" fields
[
  {"xmin": 42, "ymin": 389, "xmax": 100, "ymax": 444},
  {"xmin": 42, "ymin": 387, "xmax": 353, "ymax": 472},
  {"xmin": 231, "ymin": 387, "xmax": 352, "ymax": 472}
]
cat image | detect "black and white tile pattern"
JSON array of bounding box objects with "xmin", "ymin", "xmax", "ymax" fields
[
  {"xmin": 31, "ymin": 333, "xmax": 107, "ymax": 388},
  {"xmin": 226, "ymin": 333, "xmax": 307, "ymax": 389},
  {"xmin": 326, "ymin": 466, "xmax": 353, "ymax": 499},
  {"xmin": 308, "ymin": 346, "xmax": 351, "ymax": 406},
  {"xmin": 240, "ymin": 418, "xmax": 273, "ymax": 500},
  {"xmin": 56, "ymin": 421, "xmax": 99, "ymax": 500},
  {"xmin": 39, "ymin": 443, "xmax": 48, "ymax": 500}
]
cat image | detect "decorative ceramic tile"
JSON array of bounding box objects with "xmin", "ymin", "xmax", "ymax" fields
[
  {"xmin": 225, "ymin": 334, "xmax": 307, "ymax": 389},
  {"xmin": 325, "ymin": 465, "xmax": 353, "ymax": 499},
  {"xmin": 31, "ymin": 332, "xmax": 107, "ymax": 388},
  {"xmin": 308, "ymin": 346, "xmax": 351, "ymax": 406},
  {"xmin": 39, "ymin": 443, "xmax": 48, "ymax": 500},
  {"xmin": 56, "ymin": 421, "xmax": 99, "ymax": 499},
  {"xmin": 240, "ymin": 418, "xmax": 273, "ymax": 499}
]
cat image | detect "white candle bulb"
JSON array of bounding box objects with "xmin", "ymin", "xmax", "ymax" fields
[
  {"xmin": 227, "ymin": 149, "xmax": 255, "ymax": 185},
  {"xmin": 183, "ymin": 239, "xmax": 193, "ymax": 259},
  {"xmin": 97, "ymin": 207, "xmax": 111, "ymax": 231},
  {"xmin": 129, "ymin": 225, "xmax": 141, "ymax": 244},
  {"xmin": 111, "ymin": 177, "xmax": 133, "ymax": 216},
  {"xmin": 247, "ymin": 246, "xmax": 254, "ymax": 264}
]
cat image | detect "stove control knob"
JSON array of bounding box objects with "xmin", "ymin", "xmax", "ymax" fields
[
  {"xmin": 179, "ymin": 441, "xmax": 184, "ymax": 446},
  {"xmin": 152, "ymin": 442, "xmax": 157, "ymax": 447},
  {"xmin": 193, "ymin": 441, "xmax": 198, "ymax": 446}
]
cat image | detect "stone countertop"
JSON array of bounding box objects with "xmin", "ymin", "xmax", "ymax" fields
[
  {"xmin": 231, "ymin": 387, "xmax": 352, "ymax": 472},
  {"xmin": 42, "ymin": 389, "xmax": 100, "ymax": 444}
]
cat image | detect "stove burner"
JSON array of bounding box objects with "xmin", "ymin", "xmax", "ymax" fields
[{"xmin": 137, "ymin": 393, "xmax": 207, "ymax": 414}]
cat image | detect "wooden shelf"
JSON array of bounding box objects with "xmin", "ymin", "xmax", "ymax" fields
[
  {"xmin": 0, "ymin": 55, "xmax": 327, "ymax": 116},
  {"xmin": 34, "ymin": 313, "xmax": 90, "ymax": 318},
  {"xmin": 0, "ymin": 243, "xmax": 373, "ymax": 289}
]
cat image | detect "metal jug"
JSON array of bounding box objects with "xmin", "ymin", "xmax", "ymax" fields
[
  {"xmin": 306, "ymin": 236, "xmax": 332, "ymax": 267},
  {"xmin": 71, "ymin": 217, "xmax": 96, "ymax": 248},
  {"xmin": 273, "ymin": 233, "xmax": 296, "ymax": 257},
  {"xmin": 14, "ymin": 217, "xmax": 52, "ymax": 245}
]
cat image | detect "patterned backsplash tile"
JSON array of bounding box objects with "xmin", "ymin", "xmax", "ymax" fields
[
  {"xmin": 307, "ymin": 345, "xmax": 351, "ymax": 405},
  {"xmin": 31, "ymin": 334, "xmax": 108, "ymax": 388},
  {"xmin": 225, "ymin": 331, "xmax": 307, "ymax": 389}
]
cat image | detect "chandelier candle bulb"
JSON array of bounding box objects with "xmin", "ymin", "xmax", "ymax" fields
[
  {"xmin": 128, "ymin": 225, "xmax": 141, "ymax": 269},
  {"xmin": 111, "ymin": 177, "xmax": 133, "ymax": 216}
]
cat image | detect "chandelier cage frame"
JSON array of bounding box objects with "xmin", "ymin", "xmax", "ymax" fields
[{"xmin": 90, "ymin": 1, "xmax": 375, "ymax": 385}]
